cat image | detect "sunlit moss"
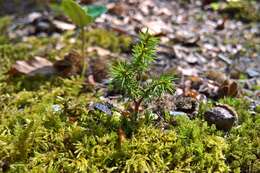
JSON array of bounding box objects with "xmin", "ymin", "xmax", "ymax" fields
[
  {"xmin": 0, "ymin": 16, "xmax": 12, "ymax": 44},
  {"xmin": 85, "ymin": 29, "xmax": 132, "ymax": 52},
  {"xmin": 219, "ymin": 0, "xmax": 260, "ymax": 22}
]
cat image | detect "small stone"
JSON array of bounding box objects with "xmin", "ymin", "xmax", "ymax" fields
[
  {"xmin": 204, "ymin": 104, "xmax": 238, "ymax": 131},
  {"xmin": 186, "ymin": 54, "xmax": 198, "ymax": 64},
  {"xmin": 169, "ymin": 111, "xmax": 187, "ymax": 117},
  {"xmin": 246, "ymin": 68, "xmax": 260, "ymax": 78},
  {"xmin": 93, "ymin": 103, "xmax": 112, "ymax": 116},
  {"xmin": 52, "ymin": 104, "xmax": 62, "ymax": 112}
]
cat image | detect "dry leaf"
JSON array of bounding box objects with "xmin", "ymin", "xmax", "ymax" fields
[
  {"xmin": 108, "ymin": 2, "xmax": 126, "ymax": 16},
  {"xmin": 54, "ymin": 50, "xmax": 83, "ymax": 76},
  {"xmin": 184, "ymin": 89, "xmax": 200, "ymax": 99},
  {"xmin": 53, "ymin": 20, "xmax": 76, "ymax": 31},
  {"xmin": 206, "ymin": 70, "xmax": 227, "ymax": 84},
  {"xmin": 218, "ymin": 80, "xmax": 240, "ymax": 98},
  {"xmin": 87, "ymin": 46, "xmax": 111, "ymax": 57},
  {"xmin": 8, "ymin": 56, "xmax": 56, "ymax": 76}
]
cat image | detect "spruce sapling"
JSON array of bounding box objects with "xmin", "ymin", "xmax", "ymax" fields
[{"xmin": 111, "ymin": 30, "xmax": 175, "ymax": 122}]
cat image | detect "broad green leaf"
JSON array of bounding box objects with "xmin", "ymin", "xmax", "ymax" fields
[
  {"xmin": 61, "ymin": 0, "xmax": 92, "ymax": 27},
  {"xmin": 82, "ymin": 5, "xmax": 107, "ymax": 19},
  {"xmin": 210, "ymin": 2, "xmax": 221, "ymax": 11}
]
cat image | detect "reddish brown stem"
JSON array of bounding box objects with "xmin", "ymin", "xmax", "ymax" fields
[{"xmin": 133, "ymin": 98, "xmax": 143, "ymax": 121}]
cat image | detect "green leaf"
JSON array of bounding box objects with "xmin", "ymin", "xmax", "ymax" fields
[
  {"xmin": 61, "ymin": 0, "xmax": 92, "ymax": 27},
  {"xmin": 82, "ymin": 5, "xmax": 107, "ymax": 19}
]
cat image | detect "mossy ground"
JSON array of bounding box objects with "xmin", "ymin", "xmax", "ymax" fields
[{"xmin": 0, "ymin": 17, "xmax": 259, "ymax": 173}]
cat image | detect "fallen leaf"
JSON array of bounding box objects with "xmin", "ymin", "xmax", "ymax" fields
[
  {"xmin": 8, "ymin": 56, "xmax": 56, "ymax": 76},
  {"xmin": 87, "ymin": 46, "xmax": 111, "ymax": 57},
  {"xmin": 54, "ymin": 50, "xmax": 83, "ymax": 76},
  {"xmin": 206, "ymin": 70, "xmax": 227, "ymax": 84},
  {"xmin": 108, "ymin": 2, "xmax": 126, "ymax": 16},
  {"xmin": 142, "ymin": 19, "xmax": 172, "ymax": 35},
  {"xmin": 184, "ymin": 89, "xmax": 200, "ymax": 99},
  {"xmin": 218, "ymin": 80, "xmax": 240, "ymax": 98},
  {"xmin": 52, "ymin": 20, "xmax": 76, "ymax": 31}
]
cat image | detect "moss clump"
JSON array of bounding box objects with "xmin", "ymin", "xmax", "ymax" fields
[
  {"xmin": 0, "ymin": 83, "xmax": 259, "ymax": 172},
  {"xmin": 217, "ymin": 97, "xmax": 260, "ymax": 172},
  {"xmin": 0, "ymin": 44, "xmax": 33, "ymax": 73},
  {"xmin": 85, "ymin": 29, "xmax": 132, "ymax": 52},
  {"xmin": 0, "ymin": 16, "xmax": 12, "ymax": 44},
  {"xmin": 213, "ymin": 0, "xmax": 260, "ymax": 22}
]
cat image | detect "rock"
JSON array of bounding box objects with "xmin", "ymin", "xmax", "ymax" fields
[
  {"xmin": 246, "ymin": 68, "xmax": 260, "ymax": 78},
  {"xmin": 52, "ymin": 104, "xmax": 62, "ymax": 112},
  {"xmin": 186, "ymin": 54, "xmax": 198, "ymax": 64},
  {"xmin": 89, "ymin": 102, "xmax": 113, "ymax": 116},
  {"xmin": 169, "ymin": 111, "xmax": 188, "ymax": 117},
  {"xmin": 204, "ymin": 104, "xmax": 238, "ymax": 131},
  {"xmin": 174, "ymin": 30, "xmax": 200, "ymax": 46}
]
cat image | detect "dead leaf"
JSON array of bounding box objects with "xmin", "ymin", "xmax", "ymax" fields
[
  {"xmin": 87, "ymin": 46, "xmax": 111, "ymax": 57},
  {"xmin": 54, "ymin": 50, "xmax": 83, "ymax": 76},
  {"xmin": 52, "ymin": 20, "xmax": 76, "ymax": 31},
  {"xmin": 8, "ymin": 56, "xmax": 56, "ymax": 76},
  {"xmin": 184, "ymin": 89, "xmax": 200, "ymax": 99},
  {"xmin": 142, "ymin": 19, "xmax": 172, "ymax": 35},
  {"xmin": 108, "ymin": 2, "xmax": 126, "ymax": 16},
  {"xmin": 218, "ymin": 80, "xmax": 240, "ymax": 98},
  {"xmin": 89, "ymin": 53, "xmax": 112, "ymax": 83},
  {"xmin": 206, "ymin": 70, "xmax": 227, "ymax": 84}
]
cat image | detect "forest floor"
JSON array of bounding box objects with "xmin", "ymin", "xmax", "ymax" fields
[{"xmin": 0, "ymin": 0, "xmax": 259, "ymax": 172}]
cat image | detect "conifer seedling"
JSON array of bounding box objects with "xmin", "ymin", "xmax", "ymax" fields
[
  {"xmin": 61, "ymin": 0, "xmax": 107, "ymax": 78},
  {"xmin": 111, "ymin": 31, "xmax": 175, "ymax": 122}
]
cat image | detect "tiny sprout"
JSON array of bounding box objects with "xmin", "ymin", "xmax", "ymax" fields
[{"xmin": 61, "ymin": 0, "xmax": 107, "ymax": 78}]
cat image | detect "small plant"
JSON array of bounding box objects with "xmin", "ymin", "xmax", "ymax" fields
[
  {"xmin": 61, "ymin": 0, "xmax": 107, "ymax": 78},
  {"xmin": 111, "ymin": 30, "xmax": 175, "ymax": 122}
]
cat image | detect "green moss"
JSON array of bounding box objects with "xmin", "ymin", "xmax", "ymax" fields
[
  {"xmin": 0, "ymin": 88, "xmax": 258, "ymax": 172},
  {"xmin": 218, "ymin": 0, "xmax": 260, "ymax": 22},
  {"xmin": 85, "ymin": 29, "xmax": 132, "ymax": 52},
  {"xmin": 0, "ymin": 44, "xmax": 33, "ymax": 73},
  {"xmin": 255, "ymin": 105, "xmax": 260, "ymax": 113},
  {"xmin": 0, "ymin": 16, "xmax": 12, "ymax": 44}
]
